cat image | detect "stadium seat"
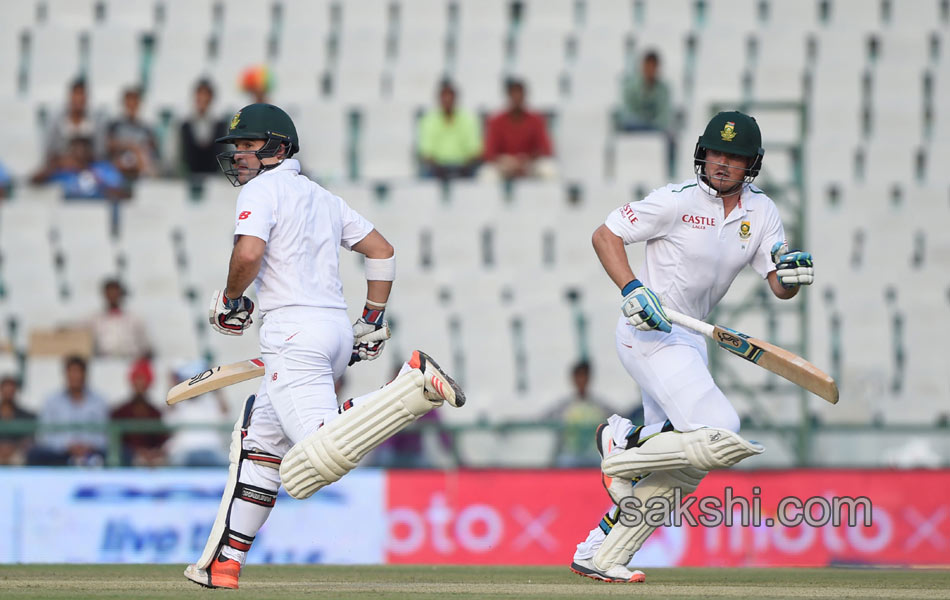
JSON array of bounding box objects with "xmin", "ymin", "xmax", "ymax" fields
[
  {"xmin": 21, "ymin": 355, "xmax": 62, "ymax": 413},
  {"xmin": 86, "ymin": 26, "xmax": 143, "ymax": 109},
  {"xmin": 564, "ymin": 29, "xmax": 625, "ymax": 110},
  {"xmin": 158, "ymin": 0, "xmax": 215, "ymax": 34},
  {"xmin": 88, "ymin": 357, "xmax": 135, "ymax": 407},
  {"xmin": 338, "ymin": 0, "xmax": 390, "ymax": 33},
  {"xmin": 278, "ymin": 0, "xmax": 330, "ymax": 28},
  {"xmin": 581, "ymin": 0, "xmax": 633, "ymax": 31},
  {"xmin": 455, "ymin": 0, "xmax": 510, "ymax": 33},
  {"xmin": 358, "ymin": 102, "xmax": 417, "ymax": 180},
  {"xmin": 26, "ymin": 26, "xmax": 82, "ymax": 105},
  {"xmin": 38, "ymin": 0, "xmax": 96, "ymax": 30},
  {"xmin": 271, "ymin": 27, "xmax": 329, "ymax": 104},
  {"xmin": 0, "ymin": 100, "xmax": 43, "ymax": 178},
  {"xmin": 51, "ymin": 203, "xmax": 117, "ymax": 316},
  {"xmin": 641, "ymin": 0, "xmax": 695, "ymax": 27},
  {"xmin": 610, "ymin": 131, "xmax": 668, "ymax": 187},
  {"xmin": 520, "ymin": 0, "xmax": 576, "ymax": 33},
  {"xmin": 388, "ymin": 32, "xmax": 449, "ymax": 106},
  {"xmin": 148, "ymin": 30, "xmax": 211, "ymax": 113},
  {"xmin": 290, "ymin": 102, "xmax": 348, "ymax": 182},
  {"xmin": 209, "ymin": 27, "xmax": 272, "ymax": 110},
  {"xmin": 750, "ymin": 30, "xmax": 808, "ymax": 102},
  {"xmin": 825, "ymin": 0, "xmax": 883, "ymax": 30},
  {"xmin": 220, "ymin": 0, "xmax": 277, "ymax": 31},
  {"xmin": 701, "ymin": 0, "xmax": 761, "ymax": 30},
  {"xmin": 101, "ymin": 0, "xmax": 155, "ymax": 29},
  {"xmin": 511, "ymin": 28, "xmax": 569, "ymax": 109},
  {"xmin": 450, "ymin": 29, "xmax": 507, "ymax": 110},
  {"xmin": 763, "ymin": 0, "xmax": 821, "ymax": 28},
  {"xmin": 395, "ymin": 0, "xmax": 449, "ymax": 35},
  {"xmin": 0, "ymin": 21, "xmax": 24, "ymax": 102},
  {"xmin": 332, "ymin": 29, "xmax": 388, "ymax": 105}
]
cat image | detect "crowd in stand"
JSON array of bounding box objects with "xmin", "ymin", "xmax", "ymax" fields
[
  {"xmin": 0, "ymin": 51, "xmax": 673, "ymax": 198},
  {"xmin": 0, "ymin": 54, "xmax": 671, "ymax": 466}
]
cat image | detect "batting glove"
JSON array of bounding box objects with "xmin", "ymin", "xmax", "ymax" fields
[
  {"xmin": 620, "ymin": 279, "xmax": 672, "ymax": 333},
  {"xmin": 771, "ymin": 242, "xmax": 814, "ymax": 288},
  {"xmin": 209, "ymin": 289, "xmax": 254, "ymax": 336},
  {"xmin": 349, "ymin": 304, "xmax": 391, "ymax": 365}
]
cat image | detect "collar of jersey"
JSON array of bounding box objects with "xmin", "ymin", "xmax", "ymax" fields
[
  {"xmin": 262, "ymin": 158, "xmax": 301, "ymax": 177},
  {"xmin": 696, "ymin": 177, "xmax": 750, "ymax": 203}
]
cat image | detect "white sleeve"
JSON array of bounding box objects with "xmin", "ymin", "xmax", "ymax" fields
[
  {"xmin": 336, "ymin": 194, "xmax": 375, "ymax": 250},
  {"xmin": 603, "ymin": 188, "xmax": 678, "ymax": 244},
  {"xmin": 750, "ymin": 201, "xmax": 786, "ymax": 279},
  {"xmin": 233, "ymin": 184, "xmax": 277, "ymax": 242}
]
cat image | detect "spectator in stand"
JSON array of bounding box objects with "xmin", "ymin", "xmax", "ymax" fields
[
  {"xmin": 616, "ymin": 50, "xmax": 673, "ymax": 133},
  {"xmin": 483, "ymin": 78, "xmax": 556, "ymax": 181},
  {"xmin": 164, "ymin": 359, "xmax": 230, "ymax": 467},
  {"xmin": 43, "ymin": 78, "xmax": 105, "ymax": 165},
  {"xmin": 548, "ymin": 360, "xmax": 615, "ymax": 467},
  {"xmin": 0, "ymin": 376, "xmax": 36, "ymax": 465},
  {"xmin": 29, "ymin": 356, "xmax": 108, "ymax": 466},
  {"xmin": 178, "ymin": 79, "xmax": 229, "ymax": 179},
  {"xmin": 417, "ymin": 79, "xmax": 482, "ymax": 180},
  {"xmin": 87, "ymin": 278, "xmax": 151, "ymax": 359},
  {"xmin": 106, "ymin": 86, "xmax": 159, "ymax": 182},
  {"xmin": 110, "ymin": 359, "xmax": 167, "ymax": 466},
  {"xmin": 240, "ymin": 64, "xmax": 273, "ymax": 104},
  {"xmin": 30, "ymin": 135, "xmax": 129, "ymax": 200}
]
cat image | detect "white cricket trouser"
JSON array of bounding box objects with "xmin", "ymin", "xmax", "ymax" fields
[
  {"xmin": 243, "ymin": 306, "xmax": 353, "ymax": 457},
  {"xmin": 614, "ymin": 316, "xmax": 740, "ymax": 434}
]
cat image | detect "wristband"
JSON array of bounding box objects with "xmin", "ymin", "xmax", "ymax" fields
[
  {"xmin": 621, "ymin": 279, "xmax": 642, "ymax": 297},
  {"xmin": 362, "ymin": 305, "xmax": 385, "ymax": 326}
]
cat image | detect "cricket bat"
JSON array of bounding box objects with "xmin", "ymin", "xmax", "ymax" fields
[
  {"xmin": 166, "ymin": 358, "xmax": 265, "ymax": 405},
  {"xmin": 664, "ymin": 308, "xmax": 839, "ymax": 404}
]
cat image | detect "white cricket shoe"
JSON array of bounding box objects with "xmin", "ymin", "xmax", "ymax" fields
[
  {"xmin": 570, "ymin": 558, "xmax": 646, "ymax": 583},
  {"xmin": 411, "ymin": 350, "xmax": 465, "ymax": 407}
]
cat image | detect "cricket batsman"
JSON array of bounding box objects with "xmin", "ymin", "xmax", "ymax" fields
[
  {"xmin": 570, "ymin": 111, "xmax": 815, "ymax": 582},
  {"xmin": 184, "ymin": 103, "xmax": 465, "ymax": 588}
]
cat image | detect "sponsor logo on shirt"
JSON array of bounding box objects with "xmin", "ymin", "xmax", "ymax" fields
[
  {"xmin": 238, "ymin": 210, "xmax": 252, "ymax": 220},
  {"xmin": 621, "ymin": 204, "xmax": 638, "ymax": 224},
  {"xmin": 739, "ymin": 220, "xmax": 751, "ymax": 240},
  {"xmin": 682, "ymin": 214, "xmax": 716, "ymax": 229}
]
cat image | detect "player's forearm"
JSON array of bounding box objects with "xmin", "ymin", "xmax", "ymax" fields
[
  {"xmin": 366, "ymin": 280, "xmax": 393, "ymax": 306},
  {"xmin": 592, "ymin": 224, "xmax": 637, "ymax": 291},
  {"xmin": 225, "ymin": 237, "xmax": 265, "ymax": 298}
]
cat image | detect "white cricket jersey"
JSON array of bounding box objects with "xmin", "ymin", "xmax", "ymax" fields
[
  {"xmin": 605, "ymin": 178, "xmax": 786, "ymax": 320},
  {"xmin": 232, "ymin": 159, "xmax": 374, "ymax": 313}
]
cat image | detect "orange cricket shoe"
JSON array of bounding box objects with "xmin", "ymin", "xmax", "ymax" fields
[{"xmin": 184, "ymin": 553, "xmax": 242, "ymax": 589}]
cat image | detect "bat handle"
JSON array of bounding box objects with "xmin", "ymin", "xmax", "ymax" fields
[{"xmin": 663, "ymin": 307, "xmax": 716, "ymax": 339}]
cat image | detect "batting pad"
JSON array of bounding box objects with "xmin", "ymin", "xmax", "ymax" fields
[
  {"xmin": 593, "ymin": 467, "xmax": 706, "ymax": 570},
  {"xmin": 280, "ymin": 368, "xmax": 435, "ymax": 499},
  {"xmin": 602, "ymin": 428, "xmax": 763, "ymax": 479}
]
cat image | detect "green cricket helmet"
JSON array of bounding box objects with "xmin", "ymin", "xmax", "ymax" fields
[
  {"xmin": 693, "ymin": 111, "xmax": 764, "ymax": 190},
  {"xmin": 215, "ymin": 103, "xmax": 299, "ymax": 186}
]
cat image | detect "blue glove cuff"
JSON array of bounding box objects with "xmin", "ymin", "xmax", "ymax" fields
[
  {"xmin": 621, "ymin": 279, "xmax": 643, "ymax": 297},
  {"xmin": 222, "ymin": 293, "xmax": 241, "ymax": 310}
]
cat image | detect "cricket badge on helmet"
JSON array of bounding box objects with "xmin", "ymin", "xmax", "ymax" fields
[
  {"xmin": 720, "ymin": 121, "xmax": 737, "ymax": 141},
  {"xmin": 229, "ymin": 110, "xmax": 241, "ymax": 131}
]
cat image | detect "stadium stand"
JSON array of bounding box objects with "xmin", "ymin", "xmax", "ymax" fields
[{"xmin": 0, "ymin": 0, "xmax": 947, "ymax": 469}]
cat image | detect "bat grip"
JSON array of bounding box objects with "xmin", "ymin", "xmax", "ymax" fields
[{"xmin": 664, "ymin": 307, "xmax": 716, "ymax": 338}]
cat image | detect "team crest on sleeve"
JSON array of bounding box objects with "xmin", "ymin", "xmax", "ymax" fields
[
  {"xmin": 230, "ymin": 111, "xmax": 242, "ymax": 131},
  {"xmin": 721, "ymin": 121, "xmax": 737, "ymax": 141},
  {"xmin": 739, "ymin": 220, "xmax": 751, "ymax": 240}
]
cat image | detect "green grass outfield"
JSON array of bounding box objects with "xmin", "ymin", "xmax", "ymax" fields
[{"xmin": 1, "ymin": 565, "xmax": 949, "ymax": 600}]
